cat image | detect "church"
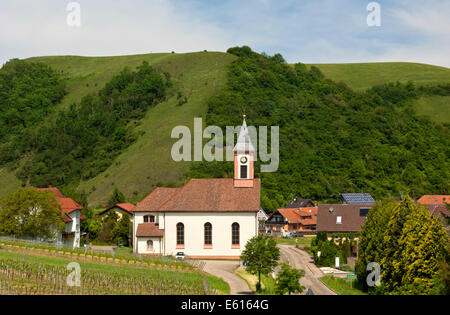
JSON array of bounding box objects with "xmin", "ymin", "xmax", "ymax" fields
[{"xmin": 132, "ymin": 118, "xmax": 260, "ymax": 258}]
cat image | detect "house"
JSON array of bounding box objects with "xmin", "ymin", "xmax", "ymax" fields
[
  {"xmin": 417, "ymin": 195, "xmax": 449, "ymax": 206},
  {"xmin": 132, "ymin": 118, "xmax": 259, "ymax": 258},
  {"xmin": 37, "ymin": 187, "xmax": 85, "ymax": 248},
  {"xmin": 424, "ymin": 204, "xmax": 450, "ymax": 219},
  {"xmin": 257, "ymin": 209, "xmax": 269, "ymax": 232},
  {"xmin": 265, "ymin": 207, "xmax": 318, "ymax": 236},
  {"xmin": 340, "ymin": 193, "xmax": 375, "ymax": 205},
  {"xmin": 285, "ymin": 197, "xmax": 315, "ymax": 208},
  {"xmin": 99, "ymin": 203, "xmax": 135, "ymax": 221},
  {"xmin": 416, "ymin": 195, "xmax": 449, "ymax": 227},
  {"xmin": 316, "ymin": 204, "xmax": 372, "ymax": 234}
]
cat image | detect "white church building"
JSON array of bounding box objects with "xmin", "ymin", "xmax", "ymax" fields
[{"xmin": 132, "ymin": 119, "xmax": 260, "ymax": 258}]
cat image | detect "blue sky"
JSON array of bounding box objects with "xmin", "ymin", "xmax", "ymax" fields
[{"xmin": 1, "ymin": 0, "xmax": 449, "ymax": 67}]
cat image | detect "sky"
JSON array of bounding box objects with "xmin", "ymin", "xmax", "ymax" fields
[{"xmin": 0, "ymin": 0, "xmax": 449, "ymax": 67}]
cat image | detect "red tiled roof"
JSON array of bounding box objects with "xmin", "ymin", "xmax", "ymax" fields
[
  {"xmin": 277, "ymin": 209, "xmax": 302, "ymax": 224},
  {"xmin": 136, "ymin": 223, "xmax": 164, "ymax": 237},
  {"xmin": 114, "ymin": 203, "xmax": 135, "ymax": 214},
  {"xmin": 298, "ymin": 207, "xmax": 318, "ymax": 226},
  {"xmin": 275, "ymin": 207, "xmax": 318, "ymax": 226},
  {"xmin": 58, "ymin": 198, "xmax": 83, "ymax": 214},
  {"xmin": 133, "ymin": 187, "xmax": 181, "ymax": 212},
  {"xmin": 417, "ymin": 195, "xmax": 450, "ymax": 205},
  {"xmin": 134, "ymin": 179, "xmax": 261, "ymax": 212},
  {"xmin": 63, "ymin": 214, "xmax": 72, "ymax": 222},
  {"xmin": 80, "ymin": 213, "xmax": 87, "ymax": 220},
  {"xmin": 37, "ymin": 187, "xmax": 83, "ymax": 214}
]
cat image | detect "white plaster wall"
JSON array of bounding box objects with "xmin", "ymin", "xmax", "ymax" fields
[
  {"xmin": 137, "ymin": 237, "xmax": 162, "ymax": 255},
  {"xmin": 162, "ymin": 212, "xmax": 257, "ymax": 257},
  {"xmin": 65, "ymin": 210, "xmax": 80, "ymax": 248},
  {"xmin": 133, "ymin": 212, "xmax": 162, "ymax": 253}
]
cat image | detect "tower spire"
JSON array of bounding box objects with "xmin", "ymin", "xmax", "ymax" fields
[
  {"xmin": 234, "ymin": 117, "xmax": 255, "ymax": 153},
  {"xmin": 234, "ymin": 117, "xmax": 255, "ymax": 188}
]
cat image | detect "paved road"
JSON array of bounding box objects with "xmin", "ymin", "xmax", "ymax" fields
[
  {"xmin": 200, "ymin": 260, "xmax": 252, "ymax": 295},
  {"xmin": 277, "ymin": 245, "xmax": 337, "ymax": 295}
]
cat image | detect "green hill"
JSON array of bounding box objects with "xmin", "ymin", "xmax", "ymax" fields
[
  {"xmin": 311, "ymin": 62, "xmax": 450, "ymax": 91},
  {"xmin": 1, "ymin": 52, "xmax": 235, "ymax": 206},
  {"xmin": 0, "ymin": 51, "xmax": 448, "ymax": 207},
  {"xmin": 311, "ymin": 62, "xmax": 450, "ymax": 124}
]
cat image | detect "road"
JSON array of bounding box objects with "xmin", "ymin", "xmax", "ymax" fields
[
  {"xmin": 200, "ymin": 260, "xmax": 252, "ymax": 295},
  {"xmin": 277, "ymin": 244, "xmax": 337, "ymax": 295}
]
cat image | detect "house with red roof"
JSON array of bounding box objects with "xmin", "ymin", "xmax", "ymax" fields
[
  {"xmin": 265, "ymin": 207, "xmax": 318, "ymax": 236},
  {"xmin": 132, "ymin": 119, "xmax": 260, "ymax": 258},
  {"xmin": 99, "ymin": 203, "xmax": 135, "ymax": 220},
  {"xmin": 417, "ymin": 195, "xmax": 449, "ymax": 206},
  {"xmin": 417, "ymin": 195, "xmax": 449, "ymax": 230},
  {"xmin": 37, "ymin": 187, "xmax": 84, "ymax": 248}
]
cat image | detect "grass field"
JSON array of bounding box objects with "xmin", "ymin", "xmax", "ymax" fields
[
  {"xmin": 235, "ymin": 268, "xmax": 277, "ymax": 295},
  {"xmin": 311, "ymin": 62, "xmax": 450, "ymax": 91},
  {"xmin": 411, "ymin": 95, "xmax": 450, "ymax": 124},
  {"xmin": 275, "ymin": 237, "xmax": 314, "ymax": 247},
  {"xmin": 320, "ymin": 275, "xmax": 366, "ymax": 295},
  {"xmin": 310, "ymin": 62, "xmax": 450, "ymax": 124}
]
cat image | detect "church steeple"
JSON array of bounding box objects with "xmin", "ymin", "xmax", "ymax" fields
[{"xmin": 234, "ymin": 117, "xmax": 255, "ymax": 188}]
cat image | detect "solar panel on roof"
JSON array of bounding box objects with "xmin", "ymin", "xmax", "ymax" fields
[{"xmin": 340, "ymin": 193, "xmax": 375, "ymax": 205}]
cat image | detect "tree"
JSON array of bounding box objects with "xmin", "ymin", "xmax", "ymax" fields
[
  {"xmin": 112, "ymin": 213, "xmax": 132, "ymax": 246},
  {"xmin": 356, "ymin": 200, "xmax": 396, "ymax": 291},
  {"xmin": 109, "ymin": 187, "xmax": 126, "ymax": 205},
  {"xmin": 86, "ymin": 219, "xmax": 102, "ymax": 240},
  {"xmin": 0, "ymin": 187, "xmax": 65, "ymax": 239},
  {"xmin": 275, "ymin": 263, "xmax": 305, "ymax": 295},
  {"xmin": 241, "ymin": 235, "xmax": 280, "ymax": 291},
  {"xmin": 356, "ymin": 195, "xmax": 449, "ymax": 294},
  {"xmin": 393, "ymin": 201, "xmax": 448, "ymax": 294}
]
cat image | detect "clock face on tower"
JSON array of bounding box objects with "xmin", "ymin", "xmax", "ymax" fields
[{"xmin": 240, "ymin": 156, "xmax": 248, "ymax": 164}]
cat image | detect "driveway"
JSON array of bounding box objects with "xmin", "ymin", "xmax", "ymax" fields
[
  {"xmin": 277, "ymin": 245, "xmax": 337, "ymax": 295},
  {"xmin": 200, "ymin": 260, "xmax": 252, "ymax": 295}
]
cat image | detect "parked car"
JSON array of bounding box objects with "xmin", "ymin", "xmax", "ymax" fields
[{"xmin": 176, "ymin": 252, "xmax": 185, "ymax": 260}]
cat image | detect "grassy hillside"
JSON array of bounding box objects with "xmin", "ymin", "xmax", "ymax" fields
[
  {"xmin": 411, "ymin": 95, "xmax": 450, "ymax": 123},
  {"xmin": 311, "ymin": 62, "xmax": 450, "ymax": 91},
  {"xmin": 26, "ymin": 52, "xmax": 235, "ymax": 206},
  {"xmin": 311, "ymin": 62, "xmax": 450, "ymax": 124},
  {"xmin": 0, "ymin": 53, "xmax": 448, "ymax": 206}
]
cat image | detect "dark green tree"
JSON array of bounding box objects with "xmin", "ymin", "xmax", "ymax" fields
[
  {"xmin": 275, "ymin": 263, "xmax": 305, "ymax": 295},
  {"xmin": 110, "ymin": 187, "xmax": 126, "ymax": 205},
  {"xmin": 112, "ymin": 213, "xmax": 132, "ymax": 246},
  {"xmin": 241, "ymin": 235, "xmax": 280, "ymax": 291},
  {"xmin": 0, "ymin": 187, "xmax": 65, "ymax": 239}
]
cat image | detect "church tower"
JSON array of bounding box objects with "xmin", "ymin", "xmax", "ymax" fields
[{"xmin": 234, "ymin": 117, "xmax": 255, "ymax": 188}]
